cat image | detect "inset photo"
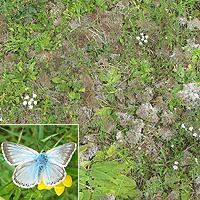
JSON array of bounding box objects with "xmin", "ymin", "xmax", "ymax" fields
[{"xmin": 0, "ymin": 124, "xmax": 78, "ymax": 200}]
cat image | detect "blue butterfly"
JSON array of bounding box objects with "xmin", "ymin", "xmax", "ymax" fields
[{"xmin": 1, "ymin": 142, "xmax": 76, "ymax": 188}]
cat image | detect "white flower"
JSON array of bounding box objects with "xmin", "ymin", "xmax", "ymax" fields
[
  {"xmin": 24, "ymin": 95, "xmax": 30, "ymax": 100},
  {"xmin": 138, "ymin": 147, "xmax": 142, "ymax": 150},
  {"xmin": 181, "ymin": 123, "xmax": 186, "ymax": 129},
  {"xmin": 29, "ymin": 98, "xmax": 34, "ymax": 102},
  {"xmin": 137, "ymin": 32, "xmax": 149, "ymax": 45},
  {"xmin": 171, "ymin": 144, "xmax": 174, "ymax": 148},
  {"xmin": 28, "ymin": 105, "xmax": 33, "ymax": 110},
  {"xmin": 173, "ymin": 165, "xmax": 178, "ymax": 170},
  {"xmin": 139, "ymin": 41, "xmax": 143, "ymax": 46},
  {"xmin": 22, "ymin": 92, "xmax": 37, "ymax": 110},
  {"xmin": 189, "ymin": 126, "xmax": 194, "ymax": 131},
  {"xmin": 195, "ymin": 158, "xmax": 198, "ymax": 164},
  {"xmin": 22, "ymin": 101, "xmax": 28, "ymax": 106},
  {"xmin": 136, "ymin": 36, "xmax": 140, "ymax": 40},
  {"xmin": 174, "ymin": 161, "xmax": 179, "ymax": 165},
  {"xmin": 193, "ymin": 133, "xmax": 198, "ymax": 137}
]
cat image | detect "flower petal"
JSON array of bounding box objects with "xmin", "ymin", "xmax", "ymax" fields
[
  {"xmin": 38, "ymin": 179, "xmax": 53, "ymax": 190},
  {"xmin": 63, "ymin": 175, "xmax": 72, "ymax": 187},
  {"xmin": 54, "ymin": 184, "xmax": 65, "ymax": 196}
]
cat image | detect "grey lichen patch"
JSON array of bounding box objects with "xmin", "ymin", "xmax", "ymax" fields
[
  {"xmin": 125, "ymin": 119, "xmax": 145, "ymax": 145},
  {"xmin": 178, "ymin": 83, "xmax": 200, "ymax": 108},
  {"xmin": 136, "ymin": 87, "xmax": 154, "ymax": 103},
  {"xmin": 136, "ymin": 103, "xmax": 159, "ymax": 123},
  {"xmin": 156, "ymin": 128, "xmax": 173, "ymax": 141},
  {"xmin": 161, "ymin": 110, "xmax": 175, "ymax": 127},
  {"xmin": 78, "ymin": 106, "xmax": 93, "ymax": 126},
  {"xmin": 80, "ymin": 145, "xmax": 100, "ymax": 162},
  {"xmin": 117, "ymin": 112, "xmax": 134, "ymax": 127}
]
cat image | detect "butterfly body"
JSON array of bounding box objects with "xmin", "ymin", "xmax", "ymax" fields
[
  {"xmin": 37, "ymin": 153, "xmax": 48, "ymax": 168},
  {"xmin": 1, "ymin": 142, "xmax": 76, "ymax": 188},
  {"xmin": 36, "ymin": 153, "xmax": 48, "ymax": 178}
]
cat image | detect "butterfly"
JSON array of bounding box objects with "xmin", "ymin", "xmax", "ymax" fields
[{"xmin": 1, "ymin": 142, "xmax": 76, "ymax": 188}]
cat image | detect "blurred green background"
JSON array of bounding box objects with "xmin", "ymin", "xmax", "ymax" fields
[{"xmin": 0, "ymin": 125, "xmax": 78, "ymax": 200}]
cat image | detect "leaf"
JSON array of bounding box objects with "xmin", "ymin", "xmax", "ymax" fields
[
  {"xmin": 13, "ymin": 188, "xmax": 21, "ymax": 200},
  {"xmin": 95, "ymin": 107, "xmax": 112, "ymax": 117},
  {"xmin": 38, "ymin": 125, "xmax": 44, "ymax": 140},
  {"xmin": 0, "ymin": 182, "xmax": 15, "ymax": 196},
  {"xmin": 80, "ymin": 161, "xmax": 140, "ymax": 199},
  {"xmin": 41, "ymin": 132, "xmax": 61, "ymax": 142},
  {"xmin": 0, "ymin": 127, "xmax": 19, "ymax": 137},
  {"xmin": 80, "ymin": 189, "xmax": 92, "ymax": 200},
  {"xmin": 52, "ymin": 76, "xmax": 64, "ymax": 84}
]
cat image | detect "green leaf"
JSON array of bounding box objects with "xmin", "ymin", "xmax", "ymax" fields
[
  {"xmin": 95, "ymin": 107, "xmax": 112, "ymax": 117},
  {"xmin": 80, "ymin": 160, "xmax": 140, "ymax": 199},
  {"xmin": 41, "ymin": 132, "xmax": 61, "ymax": 142},
  {"xmin": 13, "ymin": 188, "xmax": 21, "ymax": 200}
]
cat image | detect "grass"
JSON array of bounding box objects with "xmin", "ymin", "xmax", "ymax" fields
[
  {"xmin": 0, "ymin": 125, "xmax": 78, "ymax": 200},
  {"xmin": 0, "ymin": 0, "xmax": 200, "ymax": 199}
]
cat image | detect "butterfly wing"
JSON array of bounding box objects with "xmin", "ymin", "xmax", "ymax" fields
[
  {"xmin": 1, "ymin": 142, "xmax": 39, "ymax": 166},
  {"xmin": 46, "ymin": 143, "xmax": 76, "ymax": 167},
  {"xmin": 43, "ymin": 162, "xmax": 66, "ymax": 186},
  {"xmin": 13, "ymin": 160, "xmax": 40, "ymax": 188},
  {"xmin": 42, "ymin": 143, "xmax": 76, "ymax": 186}
]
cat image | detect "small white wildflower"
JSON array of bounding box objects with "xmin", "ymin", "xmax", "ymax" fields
[
  {"xmin": 188, "ymin": 126, "xmax": 194, "ymax": 131},
  {"xmin": 174, "ymin": 161, "xmax": 179, "ymax": 165},
  {"xmin": 136, "ymin": 36, "xmax": 140, "ymax": 40},
  {"xmin": 193, "ymin": 133, "xmax": 198, "ymax": 137},
  {"xmin": 29, "ymin": 98, "xmax": 34, "ymax": 102},
  {"xmin": 22, "ymin": 101, "xmax": 28, "ymax": 106},
  {"xmin": 178, "ymin": 17, "xmax": 188, "ymax": 26},
  {"xmin": 22, "ymin": 92, "xmax": 37, "ymax": 110},
  {"xmin": 181, "ymin": 123, "xmax": 186, "ymax": 129},
  {"xmin": 139, "ymin": 41, "xmax": 143, "ymax": 46},
  {"xmin": 195, "ymin": 158, "xmax": 198, "ymax": 164},
  {"xmin": 171, "ymin": 144, "xmax": 174, "ymax": 148},
  {"xmin": 137, "ymin": 32, "xmax": 149, "ymax": 45},
  {"xmin": 24, "ymin": 95, "xmax": 30, "ymax": 100},
  {"xmin": 138, "ymin": 147, "xmax": 142, "ymax": 150},
  {"xmin": 198, "ymin": 128, "xmax": 200, "ymax": 131},
  {"xmin": 173, "ymin": 165, "xmax": 178, "ymax": 170},
  {"xmin": 28, "ymin": 105, "xmax": 33, "ymax": 110},
  {"xmin": 28, "ymin": 100, "xmax": 32, "ymax": 106}
]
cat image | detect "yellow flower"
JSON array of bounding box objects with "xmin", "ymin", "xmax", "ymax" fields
[{"xmin": 38, "ymin": 175, "xmax": 72, "ymax": 196}]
